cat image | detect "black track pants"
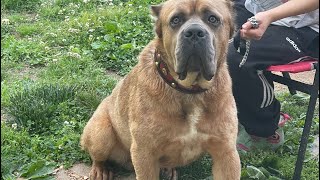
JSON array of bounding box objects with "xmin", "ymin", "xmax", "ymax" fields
[{"xmin": 227, "ymin": 1, "xmax": 319, "ymax": 137}]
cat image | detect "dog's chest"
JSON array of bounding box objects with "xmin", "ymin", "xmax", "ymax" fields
[{"xmin": 163, "ymin": 107, "xmax": 209, "ymax": 166}]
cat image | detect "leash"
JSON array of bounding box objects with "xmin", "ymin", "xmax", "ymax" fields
[
  {"xmin": 233, "ymin": 16, "xmax": 259, "ymax": 68},
  {"xmin": 233, "ymin": 30, "xmax": 251, "ymax": 68}
]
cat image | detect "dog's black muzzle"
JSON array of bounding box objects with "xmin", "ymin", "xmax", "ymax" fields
[{"xmin": 175, "ymin": 24, "xmax": 216, "ymax": 81}]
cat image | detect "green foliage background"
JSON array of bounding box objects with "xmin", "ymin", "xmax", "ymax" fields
[{"xmin": 1, "ymin": 0, "xmax": 318, "ymax": 179}]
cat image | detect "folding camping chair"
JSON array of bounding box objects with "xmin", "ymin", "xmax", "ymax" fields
[{"xmin": 266, "ymin": 58, "xmax": 319, "ymax": 180}]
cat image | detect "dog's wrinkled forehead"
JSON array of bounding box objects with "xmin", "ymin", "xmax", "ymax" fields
[
  {"xmin": 155, "ymin": 0, "xmax": 229, "ymax": 21},
  {"xmin": 151, "ymin": 0, "xmax": 234, "ymax": 38}
]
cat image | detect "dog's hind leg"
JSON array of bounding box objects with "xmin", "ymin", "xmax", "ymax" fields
[{"xmin": 81, "ymin": 105, "xmax": 117, "ymax": 180}]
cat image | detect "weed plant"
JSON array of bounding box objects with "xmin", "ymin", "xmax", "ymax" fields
[{"xmin": 6, "ymin": 84, "xmax": 78, "ymax": 133}]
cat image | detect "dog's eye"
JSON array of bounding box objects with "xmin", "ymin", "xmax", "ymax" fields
[
  {"xmin": 208, "ymin": 15, "xmax": 220, "ymax": 25},
  {"xmin": 170, "ymin": 16, "xmax": 182, "ymax": 26}
]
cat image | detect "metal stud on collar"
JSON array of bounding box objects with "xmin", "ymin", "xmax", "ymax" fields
[{"xmin": 162, "ymin": 68, "xmax": 168, "ymax": 75}]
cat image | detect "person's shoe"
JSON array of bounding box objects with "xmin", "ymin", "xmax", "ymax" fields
[{"xmin": 236, "ymin": 113, "xmax": 291, "ymax": 152}]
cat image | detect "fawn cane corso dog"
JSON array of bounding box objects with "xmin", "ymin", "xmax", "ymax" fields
[{"xmin": 81, "ymin": 0, "xmax": 240, "ymax": 179}]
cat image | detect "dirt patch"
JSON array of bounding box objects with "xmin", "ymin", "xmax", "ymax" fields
[
  {"xmin": 105, "ymin": 70, "xmax": 123, "ymax": 81},
  {"xmin": 13, "ymin": 65, "xmax": 43, "ymax": 81},
  {"xmin": 54, "ymin": 163, "xmax": 136, "ymax": 180},
  {"xmin": 310, "ymin": 135, "xmax": 319, "ymax": 159}
]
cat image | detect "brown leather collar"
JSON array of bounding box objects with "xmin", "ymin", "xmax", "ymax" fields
[{"xmin": 154, "ymin": 49, "xmax": 207, "ymax": 94}]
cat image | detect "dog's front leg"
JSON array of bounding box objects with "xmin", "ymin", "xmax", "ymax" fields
[
  {"xmin": 209, "ymin": 146, "xmax": 241, "ymax": 180},
  {"xmin": 131, "ymin": 143, "xmax": 160, "ymax": 180}
]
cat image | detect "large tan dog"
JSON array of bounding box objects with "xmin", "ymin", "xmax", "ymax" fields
[{"xmin": 81, "ymin": 0, "xmax": 240, "ymax": 179}]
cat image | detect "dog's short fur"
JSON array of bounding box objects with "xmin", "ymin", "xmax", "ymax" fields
[{"xmin": 81, "ymin": 0, "xmax": 240, "ymax": 179}]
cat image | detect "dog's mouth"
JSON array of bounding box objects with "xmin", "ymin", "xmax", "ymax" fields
[
  {"xmin": 176, "ymin": 54, "xmax": 215, "ymax": 81},
  {"xmin": 175, "ymin": 24, "xmax": 216, "ymax": 83},
  {"xmin": 175, "ymin": 45, "xmax": 216, "ymax": 83}
]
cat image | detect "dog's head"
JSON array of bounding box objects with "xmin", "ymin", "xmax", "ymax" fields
[{"xmin": 152, "ymin": 0, "xmax": 234, "ymax": 89}]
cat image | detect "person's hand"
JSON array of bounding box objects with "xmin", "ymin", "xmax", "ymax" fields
[{"xmin": 240, "ymin": 12, "xmax": 273, "ymax": 40}]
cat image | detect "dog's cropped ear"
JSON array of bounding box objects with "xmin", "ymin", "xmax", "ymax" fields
[
  {"xmin": 150, "ymin": 4, "xmax": 163, "ymax": 38},
  {"xmin": 225, "ymin": 0, "xmax": 236, "ymax": 39},
  {"xmin": 151, "ymin": 4, "xmax": 162, "ymax": 17}
]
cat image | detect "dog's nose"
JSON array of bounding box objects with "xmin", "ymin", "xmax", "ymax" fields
[{"xmin": 183, "ymin": 24, "xmax": 206, "ymax": 40}]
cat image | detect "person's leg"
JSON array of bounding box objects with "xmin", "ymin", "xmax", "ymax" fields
[{"xmin": 228, "ymin": 25, "xmax": 318, "ymax": 139}]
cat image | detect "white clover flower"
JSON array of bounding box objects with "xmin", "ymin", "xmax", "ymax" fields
[
  {"xmin": 83, "ymin": 0, "xmax": 90, "ymax": 3},
  {"xmin": 62, "ymin": 39, "xmax": 67, "ymax": 42},
  {"xmin": 89, "ymin": 35, "xmax": 94, "ymax": 41},
  {"xmin": 1, "ymin": 18, "xmax": 10, "ymax": 25},
  {"xmin": 11, "ymin": 123, "xmax": 17, "ymax": 129},
  {"xmin": 68, "ymin": 28, "xmax": 79, "ymax": 33},
  {"xmin": 75, "ymin": 53, "xmax": 81, "ymax": 59},
  {"xmin": 64, "ymin": 121, "xmax": 70, "ymax": 125},
  {"xmin": 67, "ymin": 52, "xmax": 81, "ymax": 59},
  {"xmin": 49, "ymin": 32, "xmax": 57, "ymax": 37},
  {"xmin": 88, "ymin": 29, "xmax": 95, "ymax": 32}
]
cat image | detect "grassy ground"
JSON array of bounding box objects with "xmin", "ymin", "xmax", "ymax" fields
[{"xmin": 1, "ymin": 0, "xmax": 319, "ymax": 179}]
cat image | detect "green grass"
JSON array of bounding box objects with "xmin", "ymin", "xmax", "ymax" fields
[
  {"xmin": 1, "ymin": 0, "xmax": 318, "ymax": 179},
  {"xmin": 1, "ymin": 0, "xmax": 42, "ymax": 12}
]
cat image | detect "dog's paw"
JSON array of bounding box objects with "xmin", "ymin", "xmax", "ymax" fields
[
  {"xmin": 90, "ymin": 163, "xmax": 114, "ymax": 180},
  {"xmin": 160, "ymin": 168, "xmax": 178, "ymax": 180}
]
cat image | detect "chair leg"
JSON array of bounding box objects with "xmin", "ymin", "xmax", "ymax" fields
[
  {"xmin": 293, "ymin": 67, "xmax": 319, "ymax": 180},
  {"xmin": 282, "ymin": 72, "xmax": 297, "ymax": 95},
  {"xmin": 293, "ymin": 93, "xmax": 318, "ymax": 180}
]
